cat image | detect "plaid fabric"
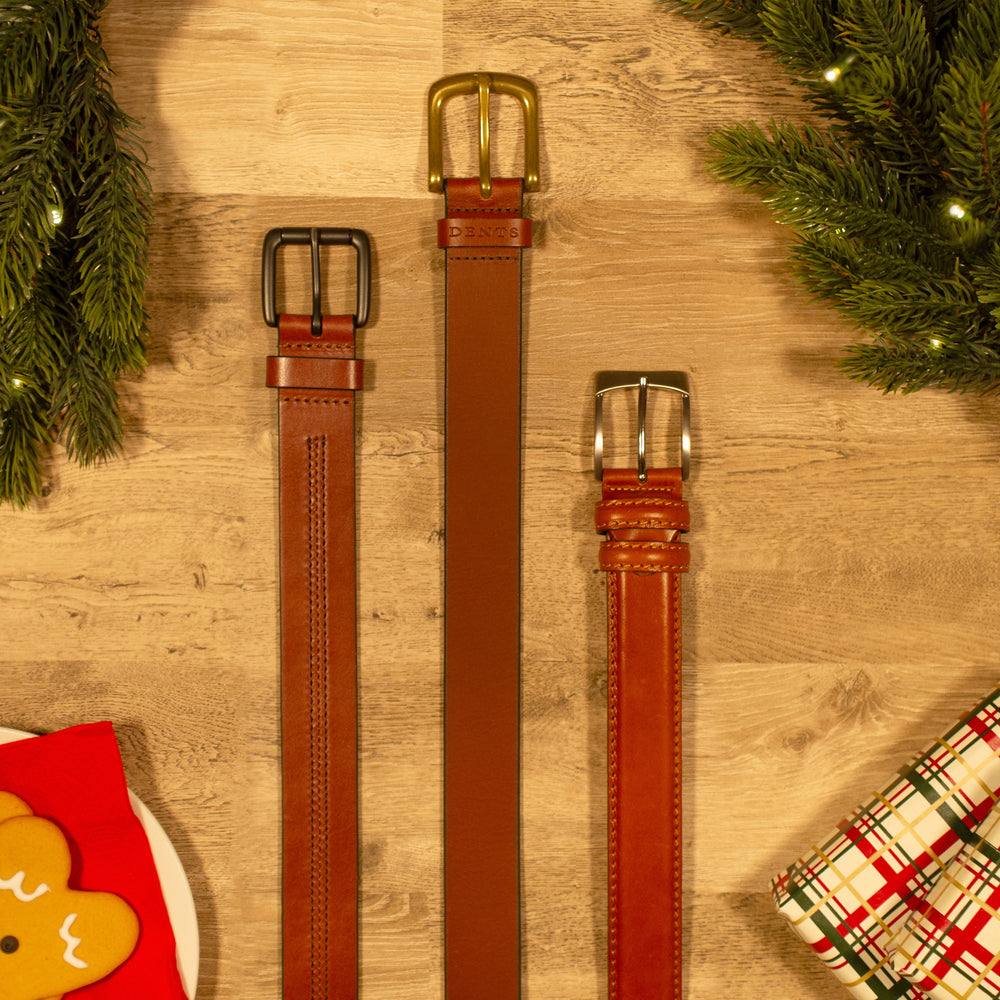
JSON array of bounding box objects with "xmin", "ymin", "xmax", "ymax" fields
[
  {"xmin": 771, "ymin": 688, "xmax": 1000, "ymax": 1000},
  {"xmin": 892, "ymin": 804, "xmax": 1000, "ymax": 999}
]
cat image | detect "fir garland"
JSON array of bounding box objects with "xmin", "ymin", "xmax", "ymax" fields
[
  {"xmin": 0, "ymin": 0, "xmax": 150, "ymax": 506},
  {"xmin": 661, "ymin": 0, "xmax": 1000, "ymax": 394}
]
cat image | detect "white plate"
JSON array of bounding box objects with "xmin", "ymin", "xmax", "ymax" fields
[{"xmin": 0, "ymin": 728, "xmax": 199, "ymax": 998}]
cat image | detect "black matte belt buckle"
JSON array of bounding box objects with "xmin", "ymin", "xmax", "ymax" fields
[{"xmin": 262, "ymin": 227, "xmax": 370, "ymax": 337}]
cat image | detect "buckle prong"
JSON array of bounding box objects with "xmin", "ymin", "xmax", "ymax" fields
[
  {"xmin": 428, "ymin": 72, "xmax": 540, "ymax": 199},
  {"xmin": 262, "ymin": 227, "xmax": 371, "ymax": 332},
  {"xmin": 477, "ymin": 75, "xmax": 492, "ymax": 198},
  {"xmin": 636, "ymin": 376, "xmax": 649, "ymax": 481},
  {"xmin": 309, "ymin": 227, "xmax": 322, "ymax": 337},
  {"xmin": 594, "ymin": 371, "xmax": 691, "ymax": 482}
]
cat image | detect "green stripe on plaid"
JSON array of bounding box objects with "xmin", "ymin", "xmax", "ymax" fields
[
  {"xmin": 772, "ymin": 687, "xmax": 1000, "ymax": 1000},
  {"xmin": 804, "ymin": 901, "xmax": 920, "ymax": 998},
  {"xmin": 893, "ymin": 804, "xmax": 1000, "ymax": 999}
]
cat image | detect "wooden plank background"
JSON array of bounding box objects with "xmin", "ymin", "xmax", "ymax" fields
[{"xmin": 3, "ymin": 1, "xmax": 1000, "ymax": 998}]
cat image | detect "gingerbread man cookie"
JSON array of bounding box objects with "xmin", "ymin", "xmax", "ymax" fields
[{"xmin": 0, "ymin": 791, "xmax": 139, "ymax": 1000}]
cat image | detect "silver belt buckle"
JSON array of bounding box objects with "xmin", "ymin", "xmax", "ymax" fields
[{"xmin": 594, "ymin": 371, "xmax": 691, "ymax": 482}]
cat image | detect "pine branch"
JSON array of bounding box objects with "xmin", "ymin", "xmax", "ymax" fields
[
  {"xmin": 942, "ymin": 0, "xmax": 1000, "ymax": 67},
  {"xmin": 75, "ymin": 130, "xmax": 151, "ymax": 361},
  {"xmin": 0, "ymin": 103, "xmax": 68, "ymax": 315},
  {"xmin": 1, "ymin": 240, "xmax": 75, "ymax": 383},
  {"xmin": 937, "ymin": 60, "xmax": 1000, "ymax": 222},
  {"xmin": 790, "ymin": 230, "xmax": 962, "ymax": 303},
  {"xmin": 0, "ymin": 0, "xmax": 149, "ymax": 505},
  {"xmin": 972, "ymin": 245, "xmax": 1000, "ymax": 325},
  {"xmin": 708, "ymin": 121, "xmax": 955, "ymax": 265},
  {"xmin": 664, "ymin": 0, "xmax": 1000, "ymax": 394},
  {"xmin": 921, "ymin": 0, "xmax": 964, "ymax": 40},
  {"xmin": 0, "ymin": 378, "xmax": 48, "ymax": 507},
  {"xmin": 758, "ymin": 0, "xmax": 840, "ymax": 74},
  {"xmin": 51, "ymin": 344, "xmax": 124, "ymax": 466},
  {"xmin": 842, "ymin": 337, "xmax": 1000, "ymax": 393},
  {"xmin": 0, "ymin": 2, "xmax": 82, "ymax": 98},
  {"xmin": 835, "ymin": 274, "xmax": 986, "ymax": 340},
  {"xmin": 658, "ymin": 0, "xmax": 769, "ymax": 39},
  {"xmin": 780, "ymin": 0, "xmax": 946, "ymax": 179}
]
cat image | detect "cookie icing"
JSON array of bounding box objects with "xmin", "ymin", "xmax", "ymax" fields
[
  {"xmin": 59, "ymin": 913, "xmax": 87, "ymax": 969},
  {"xmin": 0, "ymin": 871, "xmax": 50, "ymax": 903}
]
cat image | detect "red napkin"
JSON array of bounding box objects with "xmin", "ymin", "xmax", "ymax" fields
[{"xmin": 0, "ymin": 721, "xmax": 189, "ymax": 1000}]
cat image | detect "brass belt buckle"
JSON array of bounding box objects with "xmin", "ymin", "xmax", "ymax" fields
[
  {"xmin": 594, "ymin": 371, "xmax": 691, "ymax": 482},
  {"xmin": 261, "ymin": 227, "xmax": 371, "ymax": 337},
  {"xmin": 427, "ymin": 71, "xmax": 540, "ymax": 200}
]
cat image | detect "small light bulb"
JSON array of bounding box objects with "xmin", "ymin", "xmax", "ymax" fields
[
  {"xmin": 948, "ymin": 202, "xmax": 966, "ymax": 220},
  {"xmin": 823, "ymin": 54, "xmax": 855, "ymax": 83},
  {"xmin": 11, "ymin": 378, "xmax": 23, "ymax": 389},
  {"xmin": 48, "ymin": 205, "xmax": 63, "ymax": 226},
  {"xmin": 930, "ymin": 338, "xmax": 942, "ymax": 349}
]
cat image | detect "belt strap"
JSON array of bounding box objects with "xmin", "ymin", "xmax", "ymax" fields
[
  {"xmin": 443, "ymin": 174, "xmax": 525, "ymax": 1000},
  {"xmin": 428, "ymin": 72, "xmax": 539, "ymax": 1000},
  {"xmin": 263, "ymin": 228, "xmax": 370, "ymax": 1000},
  {"xmin": 594, "ymin": 373, "xmax": 691, "ymax": 1000}
]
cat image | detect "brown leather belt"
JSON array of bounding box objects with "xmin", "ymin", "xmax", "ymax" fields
[
  {"xmin": 594, "ymin": 372, "xmax": 691, "ymax": 1000},
  {"xmin": 263, "ymin": 227, "xmax": 370, "ymax": 1000},
  {"xmin": 428, "ymin": 72, "xmax": 539, "ymax": 1000}
]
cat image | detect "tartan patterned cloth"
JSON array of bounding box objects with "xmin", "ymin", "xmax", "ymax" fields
[{"xmin": 771, "ymin": 687, "xmax": 1000, "ymax": 1000}]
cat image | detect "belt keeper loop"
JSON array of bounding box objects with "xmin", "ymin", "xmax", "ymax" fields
[
  {"xmin": 595, "ymin": 497, "xmax": 690, "ymax": 534},
  {"xmin": 266, "ymin": 355, "xmax": 364, "ymax": 391},
  {"xmin": 598, "ymin": 539, "xmax": 690, "ymax": 574},
  {"xmin": 438, "ymin": 217, "xmax": 533, "ymax": 248}
]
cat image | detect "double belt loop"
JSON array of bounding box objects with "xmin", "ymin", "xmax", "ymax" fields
[
  {"xmin": 430, "ymin": 72, "xmax": 539, "ymax": 1000},
  {"xmin": 594, "ymin": 371, "xmax": 692, "ymax": 1000},
  {"xmin": 263, "ymin": 227, "xmax": 371, "ymax": 1000}
]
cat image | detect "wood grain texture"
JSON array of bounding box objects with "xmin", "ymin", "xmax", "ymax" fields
[{"xmin": 3, "ymin": 1, "xmax": 1000, "ymax": 999}]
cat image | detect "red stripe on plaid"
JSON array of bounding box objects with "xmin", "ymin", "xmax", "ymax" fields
[
  {"xmin": 967, "ymin": 714, "xmax": 1000, "ymax": 755},
  {"xmin": 909, "ymin": 881, "xmax": 1000, "ymax": 990}
]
